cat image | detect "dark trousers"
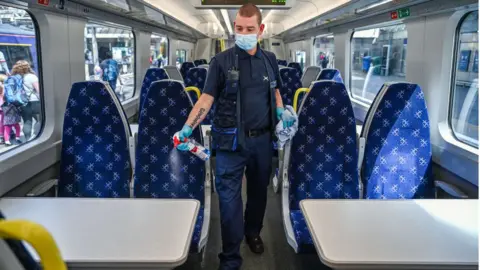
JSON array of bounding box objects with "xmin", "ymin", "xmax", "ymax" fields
[
  {"xmin": 108, "ymin": 80, "xmax": 117, "ymax": 92},
  {"xmin": 20, "ymin": 101, "xmax": 41, "ymax": 139},
  {"xmin": 216, "ymin": 132, "xmax": 272, "ymax": 270}
]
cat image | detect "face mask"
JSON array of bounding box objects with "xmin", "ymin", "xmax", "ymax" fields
[{"xmin": 235, "ymin": 33, "xmax": 258, "ymax": 51}]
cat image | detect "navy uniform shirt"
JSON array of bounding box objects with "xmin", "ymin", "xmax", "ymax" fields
[{"xmin": 203, "ymin": 44, "xmax": 282, "ymax": 130}]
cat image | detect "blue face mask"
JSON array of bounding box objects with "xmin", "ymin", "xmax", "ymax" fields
[{"xmin": 235, "ymin": 33, "xmax": 258, "ymax": 51}]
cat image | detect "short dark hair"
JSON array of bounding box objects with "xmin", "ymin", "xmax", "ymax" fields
[{"xmin": 238, "ymin": 3, "xmax": 262, "ymax": 25}]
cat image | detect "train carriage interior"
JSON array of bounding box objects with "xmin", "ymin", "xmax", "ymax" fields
[{"xmin": 0, "ymin": 0, "xmax": 478, "ymax": 269}]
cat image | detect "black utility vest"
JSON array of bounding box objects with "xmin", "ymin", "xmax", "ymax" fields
[{"xmin": 211, "ymin": 47, "xmax": 277, "ymax": 152}]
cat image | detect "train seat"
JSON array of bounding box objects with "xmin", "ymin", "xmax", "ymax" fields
[
  {"xmin": 317, "ymin": 68, "xmax": 343, "ymax": 83},
  {"xmin": 194, "ymin": 59, "xmax": 207, "ymax": 66},
  {"xmin": 277, "ymin": 59, "xmax": 288, "ymax": 66},
  {"xmin": 164, "ymin": 65, "xmax": 184, "ymax": 82},
  {"xmin": 180, "ymin": 62, "xmax": 195, "ymax": 81},
  {"xmin": 27, "ymin": 81, "xmax": 133, "ymax": 198},
  {"xmin": 287, "ymin": 62, "xmax": 303, "ymax": 77},
  {"xmin": 185, "ymin": 67, "xmax": 208, "ymax": 104},
  {"xmin": 133, "ymin": 80, "xmax": 211, "ymax": 254},
  {"xmin": 358, "ymin": 82, "xmax": 435, "ymax": 199},
  {"xmin": 279, "ymin": 67, "xmax": 302, "ymax": 106},
  {"xmin": 198, "ymin": 64, "xmax": 209, "ymax": 69},
  {"xmin": 282, "ymin": 81, "xmax": 359, "ymax": 253},
  {"xmin": 301, "ymin": 66, "xmax": 321, "ymax": 88},
  {"xmin": 139, "ymin": 68, "xmax": 169, "ymax": 112}
]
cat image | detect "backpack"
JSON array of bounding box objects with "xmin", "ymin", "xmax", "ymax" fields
[
  {"xmin": 103, "ymin": 59, "xmax": 118, "ymax": 81},
  {"xmin": 4, "ymin": 74, "xmax": 28, "ymax": 107}
]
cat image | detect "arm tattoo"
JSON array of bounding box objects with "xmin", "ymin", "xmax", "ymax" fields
[{"xmin": 191, "ymin": 108, "xmax": 206, "ymax": 127}]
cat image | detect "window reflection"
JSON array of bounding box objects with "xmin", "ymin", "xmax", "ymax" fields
[
  {"xmin": 150, "ymin": 34, "xmax": 168, "ymax": 68},
  {"xmin": 314, "ymin": 35, "xmax": 334, "ymax": 69},
  {"xmin": 351, "ymin": 24, "xmax": 407, "ymax": 103}
]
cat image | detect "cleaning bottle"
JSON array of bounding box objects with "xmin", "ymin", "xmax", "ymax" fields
[{"xmin": 173, "ymin": 132, "xmax": 210, "ymax": 161}]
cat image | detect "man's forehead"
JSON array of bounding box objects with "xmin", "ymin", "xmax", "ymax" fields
[{"xmin": 235, "ymin": 14, "xmax": 259, "ymax": 27}]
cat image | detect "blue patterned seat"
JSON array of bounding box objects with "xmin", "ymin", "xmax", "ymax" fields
[
  {"xmin": 59, "ymin": 81, "xmax": 132, "ymax": 198},
  {"xmin": 185, "ymin": 67, "xmax": 208, "ymax": 104},
  {"xmin": 287, "ymin": 62, "xmax": 303, "ymax": 78},
  {"xmin": 279, "ymin": 67, "xmax": 302, "ymax": 107},
  {"xmin": 139, "ymin": 68, "xmax": 169, "ymax": 112},
  {"xmin": 277, "ymin": 59, "xmax": 288, "ymax": 66},
  {"xmin": 180, "ymin": 62, "xmax": 195, "ymax": 81},
  {"xmin": 194, "ymin": 59, "xmax": 207, "ymax": 66},
  {"xmin": 358, "ymin": 83, "xmax": 434, "ymax": 199},
  {"xmin": 282, "ymin": 81, "xmax": 359, "ymax": 253},
  {"xmin": 317, "ymin": 68, "xmax": 343, "ymax": 83},
  {"xmin": 134, "ymin": 80, "xmax": 211, "ymax": 253}
]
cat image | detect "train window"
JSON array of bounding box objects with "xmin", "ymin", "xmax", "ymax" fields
[
  {"xmin": 295, "ymin": 50, "xmax": 306, "ymax": 70},
  {"xmin": 0, "ymin": 6, "xmax": 42, "ymax": 154},
  {"xmin": 450, "ymin": 11, "xmax": 479, "ymax": 148},
  {"xmin": 176, "ymin": 49, "xmax": 186, "ymax": 69},
  {"xmin": 150, "ymin": 34, "xmax": 168, "ymax": 68},
  {"xmin": 314, "ymin": 34, "xmax": 334, "ymax": 69},
  {"xmin": 84, "ymin": 23, "xmax": 135, "ymax": 102},
  {"xmin": 350, "ymin": 24, "xmax": 407, "ymax": 103}
]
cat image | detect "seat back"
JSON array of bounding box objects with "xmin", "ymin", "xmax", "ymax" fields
[
  {"xmin": 185, "ymin": 67, "xmax": 208, "ymax": 104},
  {"xmin": 139, "ymin": 68, "xmax": 169, "ymax": 112},
  {"xmin": 301, "ymin": 66, "xmax": 321, "ymax": 88},
  {"xmin": 59, "ymin": 81, "xmax": 131, "ymax": 198},
  {"xmin": 198, "ymin": 64, "xmax": 209, "ymax": 69},
  {"xmin": 277, "ymin": 59, "xmax": 288, "ymax": 66},
  {"xmin": 317, "ymin": 68, "xmax": 343, "ymax": 83},
  {"xmin": 180, "ymin": 62, "xmax": 195, "ymax": 80},
  {"xmin": 279, "ymin": 67, "xmax": 302, "ymax": 106},
  {"xmin": 194, "ymin": 59, "xmax": 207, "ymax": 66},
  {"xmin": 287, "ymin": 81, "xmax": 359, "ymax": 210},
  {"xmin": 134, "ymin": 80, "xmax": 205, "ymax": 204},
  {"xmin": 360, "ymin": 82, "xmax": 434, "ymax": 199},
  {"xmin": 164, "ymin": 65, "xmax": 184, "ymax": 81},
  {"xmin": 288, "ymin": 62, "xmax": 303, "ymax": 77}
]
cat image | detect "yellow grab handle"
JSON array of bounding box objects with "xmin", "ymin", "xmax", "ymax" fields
[
  {"xmin": 0, "ymin": 220, "xmax": 67, "ymax": 270},
  {"xmin": 185, "ymin": 86, "xmax": 201, "ymax": 100},
  {"xmin": 293, "ymin": 88, "xmax": 311, "ymax": 112}
]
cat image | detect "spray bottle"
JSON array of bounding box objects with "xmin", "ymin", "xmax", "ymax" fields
[{"xmin": 173, "ymin": 132, "xmax": 210, "ymax": 161}]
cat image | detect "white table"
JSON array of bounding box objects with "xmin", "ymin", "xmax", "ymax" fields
[
  {"xmin": 300, "ymin": 200, "xmax": 478, "ymax": 270},
  {"xmin": 0, "ymin": 198, "xmax": 200, "ymax": 270}
]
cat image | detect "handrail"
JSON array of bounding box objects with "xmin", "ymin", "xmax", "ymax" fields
[
  {"xmin": 293, "ymin": 88, "xmax": 310, "ymax": 112},
  {"xmin": 185, "ymin": 86, "xmax": 201, "ymax": 99},
  {"xmin": 0, "ymin": 220, "xmax": 67, "ymax": 270}
]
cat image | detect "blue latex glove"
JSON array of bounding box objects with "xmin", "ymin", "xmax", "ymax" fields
[
  {"xmin": 176, "ymin": 125, "xmax": 193, "ymax": 151},
  {"xmin": 276, "ymin": 108, "xmax": 295, "ymax": 128}
]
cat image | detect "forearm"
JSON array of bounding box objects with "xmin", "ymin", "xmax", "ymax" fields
[
  {"xmin": 185, "ymin": 94, "xmax": 214, "ymax": 129},
  {"xmin": 275, "ymin": 89, "xmax": 284, "ymax": 108}
]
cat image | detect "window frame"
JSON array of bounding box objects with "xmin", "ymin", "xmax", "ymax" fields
[
  {"xmin": 349, "ymin": 22, "xmax": 408, "ymax": 105},
  {"xmin": 0, "ymin": 6, "xmax": 44, "ymax": 156},
  {"xmin": 448, "ymin": 10, "xmax": 479, "ymax": 148},
  {"xmin": 84, "ymin": 21, "xmax": 136, "ymax": 101}
]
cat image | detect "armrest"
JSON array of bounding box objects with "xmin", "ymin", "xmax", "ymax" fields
[
  {"xmin": 434, "ymin": 180, "xmax": 468, "ymax": 199},
  {"xmin": 26, "ymin": 179, "xmax": 58, "ymax": 197},
  {"xmin": 202, "ymin": 127, "xmax": 212, "ymax": 190}
]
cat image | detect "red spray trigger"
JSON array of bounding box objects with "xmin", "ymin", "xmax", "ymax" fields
[{"xmin": 173, "ymin": 133, "xmax": 187, "ymax": 148}]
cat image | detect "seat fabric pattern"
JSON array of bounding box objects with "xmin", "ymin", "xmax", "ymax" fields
[
  {"xmin": 287, "ymin": 62, "xmax": 303, "ymax": 77},
  {"xmin": 290, "ymin": 210, "xmax": 314, "ymax": 247},
  {"xmin": 139, "ymin": 68, "xmax": 169, "ymax": 111},
  {"xmin": 59, "ymin": 81, "xmax": 131, "ymax": 198},
  {"xmin": 180, "ymin": 62, "xmax": 195, "ymax": 81},
  {"xmin": 277, "ymin": 59, "xmax": 288, "ymax": 66},
  {"xmin": 288, "ymin": 81, "xmax": 359, "ymax": 208},
  {"xmin": 362, "ymin": 83, "xmax": 434, "ymax": 199},
  {"xmin": 280, "ymin": 67, "xmax": 302, "ymax": 106},
  {"xmin": 185, "ymin": 67, "xmax": 208, "ymax": 104},
  {"xmin": 190, "ymin": 206, "xmax": 204, "ymax": 252},
  {"xmin": 134, "ymin": 80, "xmax": 205, "ymax": 203},
  {"xmin": 317, "ymin": 68, "xmax": 343, "ymax": 83}
]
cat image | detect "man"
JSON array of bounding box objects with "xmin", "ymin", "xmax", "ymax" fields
[
  {"xmin": 99, "ymin": 51, "xmax": 119, "ymax": 91},
  {"xmin": 174, "ymin": 3, "xmax": 295, "ymax": 270}
]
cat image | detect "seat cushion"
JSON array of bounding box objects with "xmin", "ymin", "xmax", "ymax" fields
[{"xmin": 290, "ymin": 210, "xmax": 313, "ymax": 246}]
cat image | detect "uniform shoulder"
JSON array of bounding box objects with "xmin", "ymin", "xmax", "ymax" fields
[
  {"xmin": 212, "ymin": 47, "xmax": 235, "ymax": 62},
  {"xmin": 262, "ymin": 50, "xmax": 277, "ymax": 60}
]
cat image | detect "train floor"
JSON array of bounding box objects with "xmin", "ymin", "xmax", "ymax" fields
[{"xmin": 177, "ymin": 176, "xmax": 331, "ymax": 270}]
